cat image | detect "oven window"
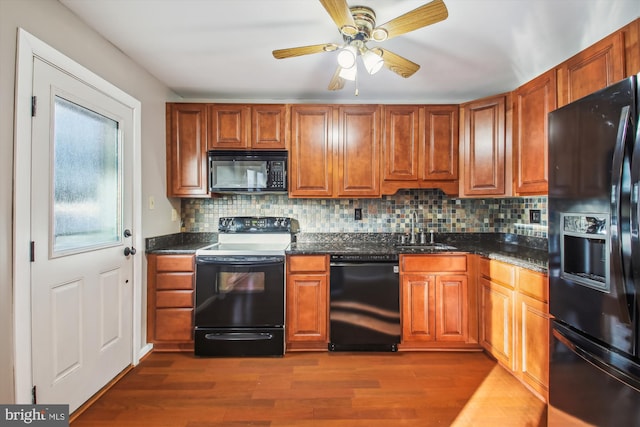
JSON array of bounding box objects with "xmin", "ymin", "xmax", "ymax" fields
[{"xmin": 219, "ymin": 272, "xmax": 265, "ymax": 293}]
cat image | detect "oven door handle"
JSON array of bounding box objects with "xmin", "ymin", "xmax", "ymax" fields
[{"xmin": 204, "ymin": 332, "xmax": 274, "ymax": 341}]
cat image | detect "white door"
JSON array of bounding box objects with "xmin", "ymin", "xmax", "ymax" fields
[{"xmin": 30, "ymin": 57, "xmax": 134, "ymax": 413}]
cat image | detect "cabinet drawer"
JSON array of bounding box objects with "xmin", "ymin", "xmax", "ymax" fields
[
  {"xmin": 156, "ymin": 290, "xmax": 194, "ymax": 308},
  {"xmin": 401, "ymin": 254, "xmax": 467, "ymax": 273},
  {"xmin": 156, "ymin": 272, "xmax": 194, "ymax": 290},
  {"xmin": 156, "ymin": 255, "xmax": 194, "ymax": 272},
  {"xmin": 518, "ymin": 268, "xmax": 548, "ymax": 303},
  {"xmin": 155, "ymin": 308, "xmax": 193, "ymax": 342},
  {"xmin": 287, "ymin": 255, "xmax": 328, "ymax": 273},
  {"xmin": 479, "ymin": 257, "xmax": 516, "ymax": 289}
]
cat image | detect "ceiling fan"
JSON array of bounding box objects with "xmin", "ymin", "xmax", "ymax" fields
[{"xmin": 272, "ymin": 0, "xmax": 448, "ymax": 92}]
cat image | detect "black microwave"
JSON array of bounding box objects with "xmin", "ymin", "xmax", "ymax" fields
[{"xmin": 208, "ymin": 150, "xmax": 287, "ymax": 193}]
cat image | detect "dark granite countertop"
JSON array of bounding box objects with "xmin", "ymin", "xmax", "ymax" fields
[
  {"xmin": 145, "ymin": 232, "xmax": 217, "ymax": 254},
  {"xmin": 288, "ymin": 233, "xmax": 548, "ymax": 274},
  {"xmin": 145, "ymin": 232, "xmax": 548, "ymax": 273}
]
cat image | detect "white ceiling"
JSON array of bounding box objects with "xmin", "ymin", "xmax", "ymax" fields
[{"xmin": 59, "ymin": 0, "xmax": 639, "ymax": 104}]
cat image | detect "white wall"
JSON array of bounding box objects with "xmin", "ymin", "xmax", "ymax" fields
[{"xmin": 0, "ymin": 0, "xmax": 180, "ymax": 403}]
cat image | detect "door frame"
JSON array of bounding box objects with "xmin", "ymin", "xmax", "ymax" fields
[{"xmin": 13, "ymin": 28, "xmax": 144, "ymax": 404}]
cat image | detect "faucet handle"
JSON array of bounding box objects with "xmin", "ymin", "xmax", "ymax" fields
[{"xmin": 429, "ymin": 229, "xmax": 435, "ymax": 244}]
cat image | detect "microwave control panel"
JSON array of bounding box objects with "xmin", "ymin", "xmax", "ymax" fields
[{"xmin": 268, "ymin": 161, "xmax": 286, "ymax": 189}]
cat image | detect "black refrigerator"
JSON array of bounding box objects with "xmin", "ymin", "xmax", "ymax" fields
[{"xmin": 548, "ymin": 75, "xmax": 640, "ymax": 426}]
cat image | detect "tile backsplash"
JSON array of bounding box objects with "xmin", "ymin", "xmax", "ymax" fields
[{"xmin": 181, "ymin": 189, "xmax": 547, "ymax": 238}]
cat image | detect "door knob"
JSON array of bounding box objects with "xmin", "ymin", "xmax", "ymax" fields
[
  {"xmin": 123, "ymin": 229, "xmax": 132, "ymax": 238},
  {"xmin": 124, "ymin": 246, "xmax": 137, "ymax": 256}
]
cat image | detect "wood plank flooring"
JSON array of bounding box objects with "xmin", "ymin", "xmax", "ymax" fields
[{"xmin": 71, "ymin": 351, "xmax": 546, "ymax": 426}]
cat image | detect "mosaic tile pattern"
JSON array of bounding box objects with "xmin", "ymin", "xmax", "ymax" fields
[{"xmin": 181, "ymin": 190, "xmax": 548, "ymax": 238}]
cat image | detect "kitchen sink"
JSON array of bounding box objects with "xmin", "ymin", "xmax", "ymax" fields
[{"xmin": 394, "ymin": 243, "xmax": 458, "ymax": 251}]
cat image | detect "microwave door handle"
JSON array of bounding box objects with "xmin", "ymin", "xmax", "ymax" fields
[{"xmin": 610, "ymin": 105, "xmax": 634, "ymax": 324}]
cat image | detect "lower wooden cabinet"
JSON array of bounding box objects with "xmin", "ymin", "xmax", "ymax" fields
[
  {"xmin": 515, "ymin": 267, "xmax": 549, "ymax": 401},
  {"xmin": 400, "ymin": 254, "xmax": 477, "ymax": 349},
  {"xmin": 285, "ymin": 255, "xmax": 329, "ymax": 351},
  {"xmin": 478, "ymin": 257, "xmax": 516, "ymax": 368},
  {"xmin": 478, "ymin": 256, "xmax": 549, "ymax": 401},
  {"xmin": 147, "ymin": 254, "xmax": 195, "ymax": 351}
]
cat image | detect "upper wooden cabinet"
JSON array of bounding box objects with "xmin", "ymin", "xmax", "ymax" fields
[
  {"xmin": 166, "ymin": 103, "xmax": 209, "ymax": 197},
  {"xmin": 336, "ymin": 105, "xmax": 380, "ymax": 197},
  {"xmin": 556, "ymin": 31, "xmax": 626, "ymax": 107},
  {"xmin": 459, "ymin": 94, "xmax": 510, "ymax": 197},
  {"xmin": 289, "ymin": 105, "xmax": 334, "ymax": 197},
  {"xmin": 422, "ymin": 106, "xmax": 459, "ymax": 182},
  {"xmin": 208, "ymin": 104, "xmax": 286, "ymax": 150},
  {"xmin": 513, "ymin": 69, "xmax": 556, "ymax": 195},
  {"xmin": 382, "ymin": 105, "xmax": 420, "ymax": 182},
  {"xmin": 289, "ymin": 104, "xmax": 380, "ymax": 198},
  {"xmin": 381, "ymin": 105, "xmax": 459, "ymax": 195},
  {"xmin": 252, "ymin": 104, "xmax": 287, "ymax": 149}
]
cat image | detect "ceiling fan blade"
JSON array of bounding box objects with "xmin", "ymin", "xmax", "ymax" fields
[
  {"xmin": 375, "ymin": 0, "xmax": 448, "ymax": 40},
  {"xmin": 328, "ymin": 67, "xmax": 346, "ymax": 91},
  {"xmin": 319, "ymin": 0, "xmax": 357, "ymax": 34},
  {"xmin": 272, "ymin": 43, "xmax": 338, "ymax": 59},
  {"xmin": 379, "ymin": 48, "xmax": 420, "ymax": 78}
]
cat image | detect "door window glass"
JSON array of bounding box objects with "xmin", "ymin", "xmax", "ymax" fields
[{"xmin": 52, "ymin": 96, "xmax": 121, "ymax": 255}]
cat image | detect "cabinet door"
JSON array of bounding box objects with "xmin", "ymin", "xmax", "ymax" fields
[
  {"xmin": 460, "ymin": 95, "xmax": 506, "ymax": 196},
  {"xmin": 252, "ymin": 104, "xmax": 286, "ymax": 149},
  {"xmin": 401, "ymin": 274, "xmax": 436, "ymax": 343},
  {"xmin": 557, "ymin": 31, "xmax": 625, "ymax": 107},
  {"xmin": 516, "ymin": 292, "xmax": 549, "ymax": 400},
  {"xmin": 479, "ymin": 276, "xmax": 514, "ymax": 369},
  {"xmin": 382, "ymin": 105, "xmax": 420, "ymax": 181},
  {"xmin": 166, "ymin": 103, "xmax": 209, "ymax": 197},
  {"xmin": 421, "ymin": 106, "xmax": 458, "ymax": 181},
  {"xmin": 286, "ymin": 273, "xmax": 328, "ymax": 347},
  {"xmin": 435, "ymin": 274, "xmax": 468, "ymax": 342},
  {"xmin": 336, "ymin": 105, "xmax": 380, "ymax": 197},
  {"xmin": 289, "ymin": 105, "xmax": 334, "ymax": 197},
  {"xmin": 208, "ymin": 104, "xmax": 250, "ymax": 149},
  {"xmin": 513, "ymin": 70, "xmax": 556, "ymax": 195}
]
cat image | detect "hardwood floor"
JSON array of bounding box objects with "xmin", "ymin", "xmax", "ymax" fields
[{"xmin": 71, "ymin": 351, "xmax": 546, "ymax": 426}]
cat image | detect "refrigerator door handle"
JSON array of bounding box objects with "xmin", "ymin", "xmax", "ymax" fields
[
  {"xmin": 610, "ymin": 105, "xmax": 633, "ymax": 324},
  {"xmin": 631, "ymin": 121, "xmax": 640, "ymax": 290}
]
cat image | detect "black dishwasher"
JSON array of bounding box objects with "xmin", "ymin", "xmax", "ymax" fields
[{"xmin": 329, "ymin": 254, "xmax": 401, "ymax": 352}]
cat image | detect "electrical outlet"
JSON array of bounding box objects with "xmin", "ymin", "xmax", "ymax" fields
[
  {"xmin": 354, "ymin": 208, "xmax": 362, "ymax": 221},
  {"xmin": 530, "ymin": 209, "xmax": 541, "ymax": 224},
  {"xmin": 148, "ymin": 196, "xmax": 155, "ymax": 210},
  {"xmin": 171, "ymin": 208, "xmax": 178, "ymax": 222}
]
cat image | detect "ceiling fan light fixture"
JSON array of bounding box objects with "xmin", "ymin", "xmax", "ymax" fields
[
  {"xmin": 362, "ymin": 49, "xmax": 384, "ymax": 75},
  {"xmin": 371, "ymin": 28, "xmax": 388, "ymax": 42},
  {"xmin": 340, "ymin": 24, "xmax": 358, "ymax": 37},
  {"xmin": 337, "ymin": 45, "xmax": 357, "ymax": 69},
  {"xmin": 339, "ymin": 64, "xmax": 357, "ymax": 81}
]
